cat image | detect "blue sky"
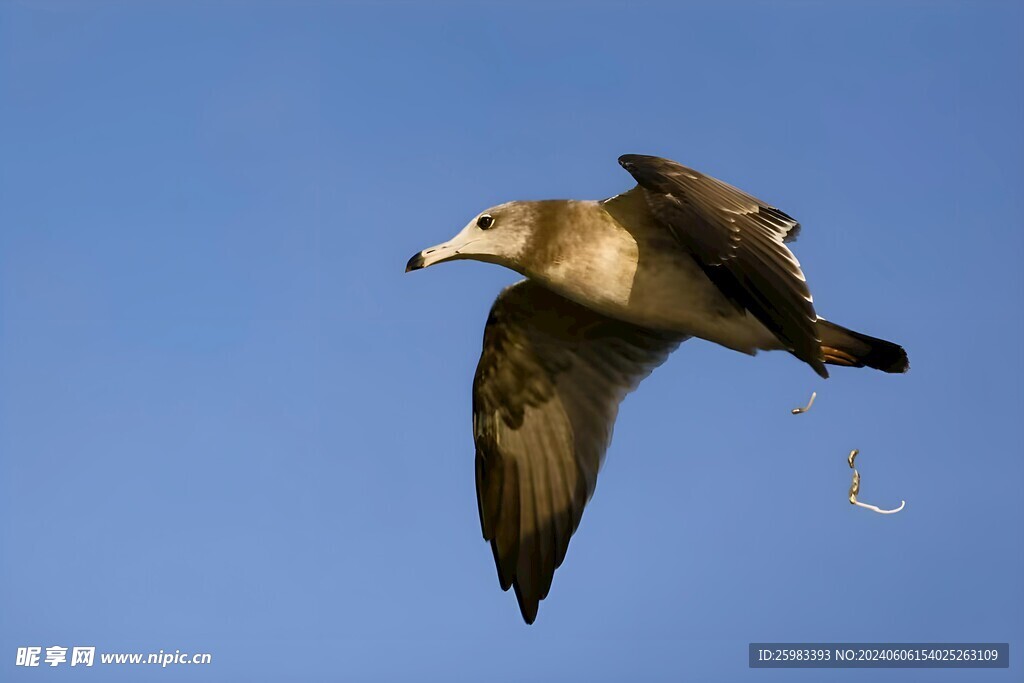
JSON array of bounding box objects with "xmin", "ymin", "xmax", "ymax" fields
[{"xmin": 1, "ymin": 1, "xmax": 1021, "ymax": 681}]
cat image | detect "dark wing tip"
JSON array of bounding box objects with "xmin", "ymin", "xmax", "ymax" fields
[
  {"xmin": 489, "ymin": 539, "xmax": 514, "ymax": 592},
  {"xmin": 618, "ymin": 153, "xmax": 657, "ymax": 170},
  {"xmin": 513, "ymin": 583, "xmax": 540, "ymax": 625}
]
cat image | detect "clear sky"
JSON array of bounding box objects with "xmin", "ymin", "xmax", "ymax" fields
[{"xmin": 2, "ymin": 1, "xmax": 1022, "ymax": 681}]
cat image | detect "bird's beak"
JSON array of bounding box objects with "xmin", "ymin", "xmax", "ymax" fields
[
  {"xmin": 405, "ymin": 250, "xmax": 429, "ymax": 272},
  {"xmin": 405, "ymin": 233, "xmax": 478, "ymax": 272}
]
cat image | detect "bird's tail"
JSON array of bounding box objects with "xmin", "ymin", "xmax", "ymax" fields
[{"xmin": 817, "ymin": 320, "xmax": 909, "ymax": 373}]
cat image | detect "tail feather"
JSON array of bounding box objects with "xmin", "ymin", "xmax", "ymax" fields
[{"xmin": 817, "ymin": 320, "xmax": 909, "ymax": 373}]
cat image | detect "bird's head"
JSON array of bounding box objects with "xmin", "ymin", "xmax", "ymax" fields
[{"xmin": 405, "ymin": 201, "xmax": 554, "ymax": 274}]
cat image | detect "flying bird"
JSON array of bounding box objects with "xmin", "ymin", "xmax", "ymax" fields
[{"xmin": 405, "ymin": 154, "xmax": 909, "ymax": 623}]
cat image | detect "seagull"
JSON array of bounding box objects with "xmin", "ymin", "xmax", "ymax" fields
[{"xmin": 405, "ymin": 154, "xmax": 909, "ymax": 623}]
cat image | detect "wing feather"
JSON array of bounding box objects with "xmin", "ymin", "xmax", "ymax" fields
[
  {"xmin": 618, "ymin": 154, "xmax": 826, "ymax": 376},
  {"xmin": 473, "ymin": 280, "xmax": 685, "ymax": 623}
]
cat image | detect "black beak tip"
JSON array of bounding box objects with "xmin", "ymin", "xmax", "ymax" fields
[{"xmin": 405, "ymin": 252, "xmax": 425, "ymax": 273}]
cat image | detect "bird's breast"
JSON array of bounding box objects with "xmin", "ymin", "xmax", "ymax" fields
[{"xmin": 535, "ymin": 201, "xmax": 779, "ymax": 353}]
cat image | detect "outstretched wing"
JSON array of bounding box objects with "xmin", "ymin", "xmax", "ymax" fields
[
  {"xmin": 618, "ymin": 154, "xmax": 826, "ymax": 377},
  {"xmin": 473, "ymin": 280, "xmax": 686, "ymax": 623}
]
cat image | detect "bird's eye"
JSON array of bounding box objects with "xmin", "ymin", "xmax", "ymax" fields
[{"xmin": 477, "ymin": 214, "xmax": 494, "ymax": 230}]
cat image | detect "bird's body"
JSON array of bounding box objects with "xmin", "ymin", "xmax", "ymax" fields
[
  {"xmin": 503, "ymin": 190, "xmax": 783, "ymax": 354},
  {"xmin": 406, "ymin": 154, "xmax": 909, "ymax": 624}
]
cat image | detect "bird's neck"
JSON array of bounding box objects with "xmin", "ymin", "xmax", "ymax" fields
[{"xmin": 518, "ymin": 200, "xmax": 642, "ymax": 314}]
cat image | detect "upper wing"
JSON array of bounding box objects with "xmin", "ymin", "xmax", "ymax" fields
[
  {"xmin": 473, "ymin": 280, "xmax": 686, "ymax": 623},
  {"xmin": 618, "ymin": 154, "xmax": 827, "ymax": 377}
]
